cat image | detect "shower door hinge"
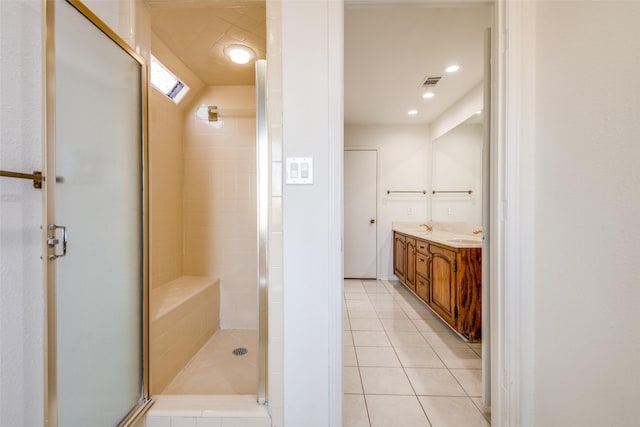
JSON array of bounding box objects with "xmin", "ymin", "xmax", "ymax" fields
[{"xmin": 47, "ymin": 224, "xmax": 67, "ymax": 260}]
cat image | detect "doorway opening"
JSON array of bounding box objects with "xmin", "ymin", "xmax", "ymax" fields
[
  {"xmin": 343, "ymin": 2, "xmax": 493, "ymax": 425},
  {"xmin": 143, "ymin": 1, "xmax": 267, "ymax": 399}
]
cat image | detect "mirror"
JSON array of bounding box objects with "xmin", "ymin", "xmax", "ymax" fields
[{"xmin": 431, "ymin": 111, "xmax": 483, "ymax": 225}]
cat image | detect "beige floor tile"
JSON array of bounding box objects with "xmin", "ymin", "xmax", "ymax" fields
[
  {"xmin": 355, "ymin": 346, "xmax": 401, "ymax": 367},
  {"xmin": 348, "ymin": 308, "xmax": 380, "ymax": 319},
  {"xmin": 380, "ymin": 318, "xmax": 419, "ymax": 332},
  {"xmin": 394, "ymin": 346, "xmax": 446, "ymax": 368},
  {"xmin": 411, "ymin": 318, "xmax": 449, "ymax": 333},
  {"xmin": 370, "ymin": 299, "xmax": 404, "ymax": 310},
  {"xmin": 387, "ymin": 331, "xmax": 430, "ymax": 348},
  {"xmin": 362, "ymin": 281, "xmax": 388, "ymax": 292},
  {"xmin": 350, "ymin": 318, "xmax": 384, "ymax": 331},
  {"xmin": 344, "ymin": 346, "xmax": 358, "ymax": 367},
  {"xmin": 163, "ymin": 329, "xmax": 256, "ymax": 394},
  {"xmin": 419, "ymin": 396, "xmax": 490, "ymax": 427},
  {"xmin": 344, "ymin": 279, "xmax": 365, "ymax": 291},
  {"xmin": 432, "ymin": 347, "xmax": 482, "ymax": 369},
  {"xmin": 450, "ymin": 369, "xmax": 482, "ymax": 397},
  {"xmin": 344, "ymin": 330, "xmax": 354, "ymax": 346},
  {"xmin": 471, "ymin": 397, "xmax": 492, "ymax": 423},
  {"xmin": 421, "ymin": 331, "xmax": 470, "ymax": 349},
  {"xmin": 404, "ymin": 305, "xmax": 437, "ymax": 320},
  {"xmin": 345, "ymin": 292, "xmax": 373, "ymax": 300},
  {"xmin": 405, "ymin": 368, "xmax": 466, "ymax": 396},
  {"xmin": 365, "ymin": 395, "xmax": 430, "ymax": 427},
  {"xmin": 346, "ymin": 299, "xmax": 375, "ymax": 310},
  {"xmin": 344, "ymin": 394, "xmax": 370, "ymax": 427},
  {"xmin": 344, "ymin": 366, "xmax": 363, "ymax": 394},
  {"xmin": 344, "ymin": 318, "xmax": 351, "ymax": 331},
  {"xmin": 375, "ymin": 308, "xmax": 409, "ymax": 319},
  {"xmin": 352, "ymin": 331, "xmax": 391, "ymax": 347},
  {"xmin": 359, "ymin": 367, "xmax": 414, "ymax": 395}
]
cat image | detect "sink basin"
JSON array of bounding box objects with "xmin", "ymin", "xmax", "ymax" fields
[{"xmin": 447, "ymin": 238, "xmax": 482, "ymax": 244}]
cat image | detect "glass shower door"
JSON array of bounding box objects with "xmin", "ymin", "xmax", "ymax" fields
[{"xmin": 46, "ymin": 1, "xmax": 146, "ymax": 425}]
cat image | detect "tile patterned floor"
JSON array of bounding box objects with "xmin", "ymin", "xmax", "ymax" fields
[
  {"xmin": 343, "ymin": 279, "xmax": 491, "ymax": 427},
  {"xmin": 163, "ymin": 329, "xmax": 257, "ymax": 395}
]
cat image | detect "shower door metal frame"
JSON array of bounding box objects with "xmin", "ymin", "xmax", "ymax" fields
[
  {"xmin": 43, "ymin": 0, "xmax": 151, "ymax": 426},
  {"xmin": 256, "ymin": 59, "xmax": 269, "ymax": 405}
]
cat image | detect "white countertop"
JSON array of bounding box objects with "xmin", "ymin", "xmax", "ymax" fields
[{"xmin": 392, "ymin": 222, "xmax": 483, "ymax": 249}]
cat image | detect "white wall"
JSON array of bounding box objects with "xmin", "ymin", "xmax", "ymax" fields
[
  {"xmin": 431, "ymin": 123, "xmax": 483, "ymax": 225},
  {"xmin": 345, "ymin": 124, "xmax": 430, "ymax": 279},
  {"xmin": 0, "ymin": 2, "xmax": 43, "ymax": 425},
  {"xmin": 532, "ymin": 1, "xmax": 640, "ymax": 425},
  {"xmin": 281, "ymin": 1, "xmax": 342, "ymax": 425}
]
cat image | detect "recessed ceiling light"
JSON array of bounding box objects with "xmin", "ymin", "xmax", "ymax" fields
[
  {"xmin": 445, "ymin": 64, "xmax": 461, "ymax": 73},
  {"xmin": 223, "ymin": 44, "xmax": 256, "ymax": 64},
  {"xmin": 408, "ymin": 110, "xmax": 418, "ymax": 115},
  {"xmin": 423, "ymin": 92, "xmax": 435, "ymax": 99}
]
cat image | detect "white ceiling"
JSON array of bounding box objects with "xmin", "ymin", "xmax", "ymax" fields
[
  {"xmin": 345, "ymin": 5, "xmax": 491, "ymax": 125},
  {"xmin": 146, "ymin": 0, "xmax": 266, "ymax": 86},
  {"xmin": 145, "ymin": 1, "xmax": 489, "ymax": 122}
]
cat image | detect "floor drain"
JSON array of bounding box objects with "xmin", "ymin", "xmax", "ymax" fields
[{"xmin": 232, "ymin": 347, "xmax": 248, "ymax": 356}]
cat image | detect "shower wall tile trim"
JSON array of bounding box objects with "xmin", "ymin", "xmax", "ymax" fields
[{"xmin": 267, "ymin": 1, "xmax": 284, "ymax": 426}]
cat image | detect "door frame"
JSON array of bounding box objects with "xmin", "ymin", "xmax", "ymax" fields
[
  {"xmin": 332, "ymin": 0, "xmax": 536, "ymax": 425},
  {"xmin": 43, "ymin": 1, "xmax": 151, "ymax": 425},
  {"xmin": 343, "ymin": 147, "xmax": 378, "ymax": 279}
]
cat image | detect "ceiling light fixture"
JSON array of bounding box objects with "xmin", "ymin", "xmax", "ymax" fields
[
  {"xmin": 408, "ymin": 110, "xmax": 418, "ymax": 116},
  {"xmin": 445, "ymin": 64, "xmax": 461, "ymax": 73},
  {"xmin": 224, "ymin": 44, "xmax": 256, "ymax": 65},
  {"xmin": 423, "ymin": 92, "xmax": 435, "ymax": 99}
]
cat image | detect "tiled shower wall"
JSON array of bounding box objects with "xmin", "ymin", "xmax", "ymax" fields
[{"xmin": 182, "ymin": 86, "xmax": 258, "ymax": 329}]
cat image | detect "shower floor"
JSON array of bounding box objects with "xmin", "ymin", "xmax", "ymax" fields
[{"xmin": 162, "ymin": 329, "xmax": 257, "ymax": 395}]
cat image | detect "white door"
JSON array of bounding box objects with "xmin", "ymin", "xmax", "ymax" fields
[{"xmin": 344, "ymin": 150, "xmax": 377, "ymax": 278}]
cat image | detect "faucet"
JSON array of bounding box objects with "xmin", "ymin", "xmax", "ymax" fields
[
  {"xmin": 472, "ymin": 229, "xmax": 483, "ymax": 235},
  {"xmin": 419, "ymin": 223, "xmax": 433, "ymax": 232}
]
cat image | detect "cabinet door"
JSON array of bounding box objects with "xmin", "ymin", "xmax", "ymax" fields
[
  {"xmin": 405, "ymin": 238, "xmax": 416, "ymax": 291},
  {"xmin": 416, "ymin": 275, "xmax": 429, "ymax": 303},
  {"xmin": 429, "ymin": 245, "xmax": 457, "ymax": 327},
  {"xmin": 393, "ymin": 233, "xmax": 406, "ymax": 282}
]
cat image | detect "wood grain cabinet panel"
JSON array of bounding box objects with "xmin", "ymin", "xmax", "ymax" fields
[
  {"xmin": 416, "ymin": 274, "xmax": 429, "ymax": 303},
  {"xmin": 393, "ymin": 233, "xmax": 406, "ymax": 282},
  {"xmin": 429, "ymin": 245, "xmax": 457, "ymax": 327},
  {"xmin": 415, "ymin": 252, "xmax": 428, "ymax": 279},
  {"xmin": 405, "ymin": 238, "xmax": 416, "ymax": 291}
]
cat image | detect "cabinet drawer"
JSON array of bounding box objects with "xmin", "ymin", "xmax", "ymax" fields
[
  {"xmin": 416, "ymin": 275, "xmax": 429, "ymax": 302},
  {"xmin": 416, "ymin": 252, "xmax": 428, "ymax": 278},
  {"xmin": 416, "ymin": 240, "xmax": 428, "ymax": 254}
]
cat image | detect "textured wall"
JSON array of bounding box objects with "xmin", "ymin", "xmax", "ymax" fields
[{"xmin": 0, "ymin": 1, "xmax": 43, "ymax": 425}]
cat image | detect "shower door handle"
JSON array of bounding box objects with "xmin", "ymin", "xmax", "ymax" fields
[{"xmin": 47, "ymin": 224, "xmax": 68, "ymax": 260}]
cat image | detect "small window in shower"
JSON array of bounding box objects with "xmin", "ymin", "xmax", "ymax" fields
[{"xmin": 150, "ymin": 55, "xmax": 189, "ymax": 103}]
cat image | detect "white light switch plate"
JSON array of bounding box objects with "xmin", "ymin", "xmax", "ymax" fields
[{"xmin": 286, "ymin": 157, "xmax": 313, "ymax": 184}]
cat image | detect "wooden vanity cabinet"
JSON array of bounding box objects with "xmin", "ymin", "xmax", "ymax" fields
[
  {"xmin": 393, "ymin": 231, "xmax": 482, "ymax": 342},
  {"xmin": 414, "ymin": 250, "xmax": 429, "ymax": 303},
  {"xmin": 393, "ymin": 233, "xmax": 406, "ymax": 282},
  {"xmin": 429, "ymin": 245, "xmax": 457, "ymax": 327},
  {"xmin": 405, "ymin": 237, "xmax": 416, "ymax": 291}
]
